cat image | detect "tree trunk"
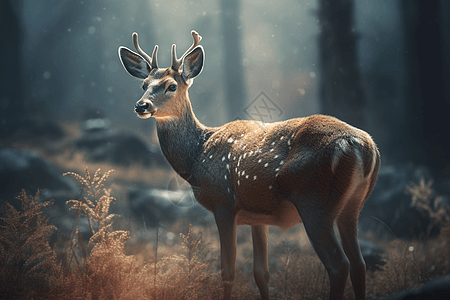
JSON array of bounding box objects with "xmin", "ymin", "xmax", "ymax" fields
[
  {"xmin": 220, "ymin": 0, "xmax": 246, "ymax": 120},
  {"xmin": 0, "ymin": 0, "xmax": 22, "ymax": 136},
  {"xmin": 318, "ymin": 0, "xmax": 366, "ymax": 130},
  {"xmin": 401, "ymin": 0, "xmax": 450, "ymax": 178}
]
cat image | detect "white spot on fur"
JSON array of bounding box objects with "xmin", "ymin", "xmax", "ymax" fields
[
  {"xmin": 275, "ymin": 167, "xmax": 280, "ymax": 172},
  {"xmin": 258, "ymin": 159, "xmax": 262, "ymax": 163},
  {"xmin": 280, "ymin": 136, "xmax": 284, "ymax": 140},
  {"xmin": 243, "ymin": 153, "xmax": 247, "ymax": 159},
  {"xmin": 226, "ymin": 164, "xmax": 230, "ymax": 170},
  {"xmin": 253, "ymin": 176, "xmax": 257, "ymax": 180},
  {"xmin": 228, "ymin": 138, "xmax": 233, "ymax": 143},
  {"xmin": 274, "ymin": 155, "xmax": 279, "ymax": 159},
  {"xmin": 246, "ymin": 175, "xmax": 249, "ymax": 179},
  {"xmin": 270, "ymin": 149, "xmax": 274, "ymax": 152},
  {"xmin": 280, "ymin": 160, "xmax": 284, "ymax": 165},
  {"xmin": 242, "ymin": 170, "xmax": 245, "ymax": 176},
  {"xmin": 287, "ymin": 140, "xmax": 291, "ymax": 145},
  {"xmin": 222, "ymin": 156, "xmax": 225, "ymax": 161},
  {"xmin": 202, "ymin": 159, "xmax": 205, "ymax": 162},
  {"xmin": 264, "ymin": 163, "xmax": 269, "ymax": 167},
  {"xmin": 228, "ymin": 153, "xmax": 231, "ymax": 159},
  {"xmin": 271, "ymin": 142, "xmax": 276, "ymax": 146},
  {"xmin": 268, "ymin": 186, "xmax": 272, "ymax": 189},
  {"xmin": 209, "ymin": 155, "xmax": 213, "ymax": 159},
  {"xmin": 238, "ymin": 180, "xmax": 240, "ymax": 186},
  {"xmin": 224, "ymin": 175, "xmax": 227, "ymax": 180}
]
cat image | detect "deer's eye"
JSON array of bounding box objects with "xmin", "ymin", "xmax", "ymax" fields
[
  {"xmin": 167, "ymin": 84, "xmax": 177, "ymax": 92},
  {"xmin": 142, "ymin": 83, "xmax": 148, "ymax": 90}
]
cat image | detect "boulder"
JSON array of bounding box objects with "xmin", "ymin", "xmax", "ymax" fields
[
  {"xmin": 74, "ymin": 129, "xmax": 168, "ymax": 167},
  {"xmin": 0, "ymin": 117, "xmax": 64, "ymax": 140},
  {"xmin": 0, "ymin": 148, "xmax": 78, "ymax": 202},
  {"xmin": 384, "ymin": 273, "xmax": 450, "ymax": 300},
  {"xmin": 128, "ymin": 185, "xmax": 212, "ymax": 228},
  {"xmin": 359, "ymin": 239, "xmax": 385, "ymax": 271}
]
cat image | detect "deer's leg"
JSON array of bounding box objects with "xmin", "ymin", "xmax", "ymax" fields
[
  {"xmin": 252, "ymin": 225, "xmax": 270, "ymax": 300},
  {"xmin": 214, "ymin": 206, "xmax": 237, "ymax": 300},
  {"xmin": 296, "ymin": 205, "xmax": 349, "ymax": 300},
  {"xmin": 336, "ymin": 195, "xmax": 367, "ymax": 300}
]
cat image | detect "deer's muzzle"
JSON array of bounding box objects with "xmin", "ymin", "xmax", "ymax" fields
[{"xmin": 135, "ymin": 100, "xmax": 155, "ymax": 118}]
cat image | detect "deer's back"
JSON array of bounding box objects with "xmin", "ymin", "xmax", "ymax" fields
[{"xmin": 192, "ymin": 114, "xmax": 379, "ymax": 227}]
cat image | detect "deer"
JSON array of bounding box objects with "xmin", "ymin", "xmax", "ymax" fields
[{"xmin": 118, "ymin": 30, "xmax": 380, "ymax": 300}]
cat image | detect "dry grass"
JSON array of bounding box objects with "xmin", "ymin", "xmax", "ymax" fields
[
  {"xmin": 0, "ymin": 190, "xmax": 59, "ymax": 299},
  {"xmin": 1, "ymin": 170, "xmax": 449, "ymax": 299},
  {"xmin": 54, "ymin": 151, "xmax": 173, "ymax": 188},
  {"xmin": 270, "ymin": 241, "xmax": 330, "ymax": 300},
  {"xmin": 366, "ymin": 178, "xmax": 450, "ymax": 299}
]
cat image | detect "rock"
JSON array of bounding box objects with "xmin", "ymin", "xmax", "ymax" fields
[
  {"xmin": 0, "ymin": 148, "xmax": 78, "ymax": 202},
  {"xmin": 128, "ymin": 185, "xmax": 212, "ymax": 228},
  {"xmin": 359, "ymin": 163, "xmax": 438, "ymax": 239},
  {"xmin": 359, "ymin": 239, "xmax": 385, "ymax": 271},
  {"xmin": 383, "ymin": 273, "xmax": 450, "ymax": 300},
  {"xmin": 74, "ymin": 130, "xmax": 168, "ymax": 167},
  {"xmin": 0, "ymin": 118, "xmax": 64, "ymax": 140}
]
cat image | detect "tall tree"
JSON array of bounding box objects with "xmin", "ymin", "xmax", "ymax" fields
[
  {"xmin": 0, "ymin": 0, "xmax": 22, "ymax": 136},
  {"xmin": 220, "ymin": 0, "xmax": 246, "ymax": 120},
  {"xmin": 318, "ymin": 0, "xmax": 366, "ymax": 129},
  {"xmin": 401, "ymin": 0, "xmax": 450, "ymax": 178}
]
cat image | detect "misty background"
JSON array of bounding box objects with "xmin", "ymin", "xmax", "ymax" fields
[
  {"xmin": 1, "ymin": 1, "xmax": 450, "ymax": 297},
  {"xmin": 1, "ymin": 0, "xmax": 450, "ymax": 182}
]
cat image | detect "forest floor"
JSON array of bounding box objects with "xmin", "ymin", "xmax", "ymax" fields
[{"xmin": 1, "ymin": 121, "xmax": 450, "ymax": 299}]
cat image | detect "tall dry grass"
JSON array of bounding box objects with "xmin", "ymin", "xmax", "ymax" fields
[
  {"xmin": 0, "ymin": 190, "xmax": 59, "ymax": 299},
  {"xmin": 1, "ymin": 170, "xmax": 449, "ymax": 299},
  {"xmin": 51, "ymin": 168, "xmax": 229, "ymax": 300}
]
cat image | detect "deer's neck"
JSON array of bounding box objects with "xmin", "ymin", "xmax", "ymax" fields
[{"xmin": 155, "ymin": 97, "xmax": 214, "ymax": 180}]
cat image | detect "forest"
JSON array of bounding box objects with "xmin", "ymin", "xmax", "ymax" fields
[{"xmin": 1, "ymin": 0, "xmax": 450, "ymax": 299}]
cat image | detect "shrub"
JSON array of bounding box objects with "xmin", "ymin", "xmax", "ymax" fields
[{"xmin": 0, "ymin": 190, "xmax": 58, "ymax": 299}]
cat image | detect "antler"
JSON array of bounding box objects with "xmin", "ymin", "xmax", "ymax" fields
[
  {"xmin": 132, "ymin": 32, "xmax": 159, "ymax": 69},
  {"xmin": 171, "ymin": 30, "xmax": 202, "ymax": 71}
]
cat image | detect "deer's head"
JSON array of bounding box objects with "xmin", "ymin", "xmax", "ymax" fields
[{"xmin": 118, "ymin": 31, "xmax": 204, "ymax": 121}]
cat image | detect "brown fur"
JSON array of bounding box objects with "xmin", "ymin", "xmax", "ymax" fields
[{"xmin": 119, "ymin": 32, "xmax": 380, "ymax": 300}]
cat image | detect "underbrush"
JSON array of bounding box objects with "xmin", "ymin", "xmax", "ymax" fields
[{"xmin": 1, "ymin": 170, "xmax": 449, "ymax": 299}]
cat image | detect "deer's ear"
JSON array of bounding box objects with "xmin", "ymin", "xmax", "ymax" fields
[
  {"xmin": 118, "ymin": 46, "xmax": 151, "ymax": 79},
  {"xmin": 181, "ymin": 46, "xmax": 204, "ymax": 83}
]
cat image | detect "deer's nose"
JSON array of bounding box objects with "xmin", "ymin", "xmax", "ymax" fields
[{"xmin": 135, "ymin": 101, "xmax": 150, "ymax": 113}]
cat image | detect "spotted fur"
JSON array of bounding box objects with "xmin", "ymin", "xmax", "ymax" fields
[{"xmin": 119, "ymin": 31, "xmax": 380, "ymax": 300}]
